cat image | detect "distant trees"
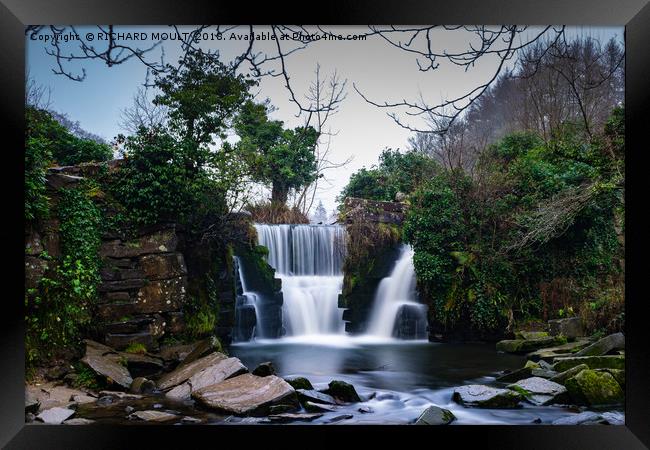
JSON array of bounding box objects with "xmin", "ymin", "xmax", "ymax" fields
[{"xmin": 312, "ymin": 201, "xmax": 328, "ymax": 224}]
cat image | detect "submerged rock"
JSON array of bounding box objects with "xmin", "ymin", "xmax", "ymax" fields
[
  {"xmin": 325, "ymin": 380, "xmax": 361, "ymax": 403},
  {"xmin": 564, "ymin": 369, "xmax": 624, "ymax": 406},
  {"xmin": 414, "ymin": 405, "xmax": 456, "ymax": 425},
  {"xmin": 507, "ymin": 377, "xmax": 568, "ymax": 405},
  {"xmin": 252, "ymin": 361, "xmax": 276, "ymax": 377},
  {"xmin": 452, "ymin": 385, "xmax": 522, "ymax": 408},
  {"xmin": 268, "ymin": 413, "xmax": 323, "ymax": 423},
  {"xmin": 63, "ymin": 418, "xmax": 96, "ymax": 425},
  {"xmin": 36, "ymin": 407, "xmax": 75, "ymax": 424},
  {"xmin": 304, "ymin": 401, "xmax": 338, "ymax": 412},
  {"xmin": 128, "ymin": 410, "xmax": 178, "ymax": 422},
  {"xmin": 552, "ymin": 355, "xmax": 624, "ymax": 372},
  {"xmin": 574, "ymin": 333, "xmax": 624, "ymax": 357},
  {"xmin": 328, "ymin": 414, "xmax": 354, "ymax": 423},
  {"xmin": 284, "ymin": 377, "xmax": 314, "ymax": 391},
  {"xmin": 552, "ymin": 410, "xmax": 624, "ymax": 425},
  {"xmin": 192, "ymin": 373, "xmax": 297, "ymax": 415},
  {"xmin": 297, "ymin": 389, "xmax": 337, "ymax": 405}
]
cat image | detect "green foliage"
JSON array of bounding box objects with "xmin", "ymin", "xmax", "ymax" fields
[
  {"xmin": 339, "ymin": 148, "xmax": 440, "ymax": 203},
  {"xmin": 72, "ymin": 362, "xmax": 102, "ymax": 390},
  {"xmin": 124, "ymin": 342, "xmax": 148, "ymax": 355},
  {"xmin": 25, "ymin": 184, "xmax": 102, "ymax": 367},
  {"xmin": 235, "ymin": 100, "xmax": 319, "ymax": 204},
  {"xmin": 185, "ymin": 302, "xmax": 217, "ymax": 339},
  {"xmin": 400, "ymin": 108, "xmax": 624, "ymax": 338}
]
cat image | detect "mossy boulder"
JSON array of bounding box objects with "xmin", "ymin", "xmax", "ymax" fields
[
  {"xmin": 284, "ymin": 377, "xmax": 314, "ymax": 391},
  {"xmin": 574, "ymin": 332, "xmax": 624, "ymax": 357},
  {"xmin": 565, "ymin": 369, "xmax": 624, "ymax": 406},
  {"xmin": 506, "ymin": 377, "xmax": 568, "ymax": 406},
  {"xmin": 550, "ymin": 364, "xmax": 589, "ymax": 385},
  {"xmin": 552, "ymin": 355, "xmax": 624, "ymax": 373},
  {"xmin": 496, "ymin": 360, "xmax": 538, "ymax": 383},
  {"xmin": 496, "ymin": 336, "xmax": 567, "ymax": 354},
  {"xmin": 414, "ymin": 405, "xmax": 456, "ymax": 425},
  {"xmin": 515, "ymin": 331, "xmax": 549, "ymax": 340},
  {"xmin": 325, "ymin": 380, "xmax": 361, "ymax": 403},
  {"xmin": 452, "ymin": 385, "xmax": 523, "ymax": 408}
]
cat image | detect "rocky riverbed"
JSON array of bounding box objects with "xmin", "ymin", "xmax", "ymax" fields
[{"xmin": 24, "ymin": 319, "xmax": 625, "ymax": 426}]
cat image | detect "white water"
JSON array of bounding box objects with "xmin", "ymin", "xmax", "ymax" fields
[
  {"xmin": 233, "ymin": 256, "xmax": 262, "ymax": 340},
  {"xmin": 254, "ymin": 224, "xmax": 346, "ymax": 336},
  {"xmin": 366, "ymin": 245, "xmax": 428, "ymax": 338}
]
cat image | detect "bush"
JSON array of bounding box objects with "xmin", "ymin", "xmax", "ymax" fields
[{"xmin": 246, "ymin": 200, "xmax": 309, "ymax": 224}]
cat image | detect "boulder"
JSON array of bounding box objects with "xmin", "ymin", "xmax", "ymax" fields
[
  {"xmin": 328, "ymin": 414, "xmax": 353, "ymax": 423},
  {"xmin": 530, "ymin": 368, "xmax": 558, "ymax": 379},
  {"xmin": 565, "ymin": 369, "xmax": 624, "ymax": 406},
  {"xmin": 325, "ymin": 380, "xmax": 361, "ymax": 403},
  {"xmin": 552, "ymin": 355, "xmax": 625, "ymax": 372},
  {"xmin": 452, "ymin": 385, "xmax": 522, "ymax": 408},
  {"xmin": 574, "ymin": 333, "xmax": 625, "ymax": 357},
  {"xmin": 552, "ymin": 411, "xmax": 624, "ymax": 425},
  {"xmin": 597, "ymin": 368, "xmax": 625, "ymax": 388},
  {"xmin": 550, "ymin": 364, "xmax": 589, "ymax": 385},
  {"xmin": 129, "ymin": 377, "xmax": 156, "ymax": 394},
  {"xmin": 414, "ymin": 405, "xmax": 456, "ymax": 425},
  {"xmin": 507, "ymin": 377, "xmax": 568, "ymax": 405},
  {"xmin": 296, "ymin": 389, "xmax": 337, "ymax": 405},
  {"xmin": 496, "ymin": 361, "xmax": 537, "ymax": 383},
  {"xmin": 269, "ymin": 404, "xmax": 299, "ymax": 414},
  {"xmin": 128, "ymin": 410, "xmax": 178, "ymax": 422},
  {"xmin": 165, "ymin": 357, "xmax": 248, "ymax": 400},
  {"xmin": 252, "ymin": 361, "xmax": 276, "ymax": 377},
  {"xmin": 157, "ymin": 352, "xmax": 228, "ymax": 390},
  {"xmin": 526, "ymin": 339, "xmax": 591, "ymax": 362},
  {"xmin": 36, "ymin": 407, "xmax": 75, "ymax": 424},
  {"xmin": 192, "ymin": 374, "xmax": 297, "ymax": 415},
  {"xmin": 514, "ymin": 331, "xmax": 549, "ymax": 340},
  {"xmin": 180, "ymin": 336, "xmax": 222, "ymax": 366},
  {"xmin": 303, "ymin": 402, "xmax": 338, "ymax": 413},
  {"xmin": 80, "ymin": 340, "xmax": 133, "ymax": 389},
  {"xmin": 496, "ymin": 336, "xmax": 566, "ymax": 354},
  {"xmin": 159, "ymin": 342, "xmax": 197, "ymax": 363},
  {"xmin": 548, "ymin": 317, "xmax": 584, "ymax": 339},
  {"xmin": 285, "ymin": 377, "xmax": 314, "ymax": 391}
]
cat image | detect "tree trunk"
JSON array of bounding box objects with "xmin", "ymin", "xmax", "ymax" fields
[{"xmin": 271, "ymin": 183, "xmax": 288, "ymax": 205}]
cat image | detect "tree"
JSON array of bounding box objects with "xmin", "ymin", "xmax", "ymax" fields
[
  {"xmin": 312, "ymin": 201, "xmax": 328, "ymax": 224},
  {"xmin": 235, "ymin": 100, "xmax": 319, "ymax": 205},
  {"xmin": 119, "ymin": 87, "xmax": 169, "ymax": 135}
]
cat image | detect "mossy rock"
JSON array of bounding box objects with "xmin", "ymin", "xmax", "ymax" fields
[
  {"xmin": 325, "ymin": 380, "xmax": 361, "ymax": 403},
  {"xmin": 496, "ymin": 336, "xmax": 566, "ymax": 354},
  {"xmin": 414, "ymin": 405, "xmax": 456, "ymax": 425},
  {"xmin": 550, "ymin": 364, "xmax": 589, "ymax": 385},
  {"xmin": 595, "ymin": 369, "xmax": 625, "ymax": 388},
  {"xmin": 515, "ymin": 331, "xmax": 549, "ymax": 340},
  {"xmin": 552, "ymin": 355, "xmax": 624, "ymax": 373},
  {"xmin": 284, "ymin": 377, "xmax": 314, "ymax": 391},
  {"xmin": 452, "ymin": 385, "xmax": 523, "ymax": 408},
  {"xmin": 565, "ymin": 369, "xmax": 624, "ymax": 406}
]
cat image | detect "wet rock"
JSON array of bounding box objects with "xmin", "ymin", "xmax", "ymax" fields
[
  {"xmin": 574, "ymin": 333, "xmax": 624, "ymax": 357},
  {"xmin": 531, "ymin": 417, "xmax": 542, "ymax": 424},
  {"xmin": 63, "ymin": 418, "xmax": 96, "ymax": 425},
  {"xmin": 496, "ymin": 336, "xmax": 566, "ymax": 354},
  {"xmin": 25, "ymin": 383, "xmax": 93, "ymax": 411},
  {"xmin": 165, "ymin": 357, "xmax": 247, "ymax": 400},
  {"xmin": 328, "ymin": 414, "xmax": 353, "ymax": 423},
  {"xmin": 97, "ymin": 396, "xmax": 114, "ymax": 406},
  {"xmin": 159, "ymin": 343, "xmax": 197, "ymax": 364},
  {"xmin": 252, "ymin": 361, "xmax": 276, "ymax": 377},
  {"xmin": 358, "ymin": 406, "xmax": 373, "ymax": 414},
  {"xmin": 268, "ymin": 413, "xmax": 323, "ymax": 423},
  {"xmin": 304, "ymin": 401, "xmax": 338, "ymax": 413},
  {"xmin": 452, "ymin": 385, "xmax": 523, "ymax": 408},
  {"xmin": 181, "ymin": 416, "xmax": 203, "ymax": 424},
  {"xmin": 414, "ymin": 405, "xmax": 456, "ymax": 425},
  {"xmin": 297, "ymin": 389, "xmax": 337, "ymax": 405},
  {"xmin": 514, "ymin": 331, "xmax": 549, "ymax": 340},
  {"xmin": 269, "ymin": 404, "xmax": 299, "ymax": 414},
  {"xmin": 550, "ymin": 364, "xmax": 589, "ymax": 385},
  {"xmin": 548, "ymin": 317, "xmax": 584, "ymax": 339},
  {"xmin": 98, "ymin": 391, "xmax": 143, "ymax": 400},
  {"xmin": 130, "ymin": 377, "xmax": 156, "ymax": 394},
  {"xmin": 530, "ymin": 368, "xmax": 558, "ymax": 379},
  {"xmin": 597, "ymin": 369, "xmax": 625, "ymax": 388},
  {"xmin": 552, "ymin": 411, "xmax": 613, "ymax": 425},
  {"xmin": 128, "ymin": 410, "xmax": 178, "ymax": 422},
  {"xmin": 325, "ymin": 380, "xmax": 361, "ymax": 403},
  {"xmin": 526, "ymin": 339, "xmax": 591, "ymax": 362},
  {"xmin": 125, "ymin": 406, "xmax": 135, "ymax": 413},
  {"xmin": 36, "ymin": 407, "xmax": 75, "ymax": 424},
  {"xmin": 285, "ymin": 377, "xmax": 314, "ymax": 391},
  {"xmin": 565, "ymin": 369, "xmax": 624, "ymax": 406},
  {"xmin": 496, "ymin": 365, "xmax": 535, "ymax": 383},
  {"xmin": 179, "ymin": 336, "xmax": 222, "ymax": 366},
  {"xmin": 81, "ymin": 340, "xmax": 133, "ymax": 389},
  {"xmin": 552, "ymin": 355, "xmax": 624, "ymax": 372},
  {"xmin": 192, "ymin": 374, "xmax": 297, "ymax": 415},
  {"xmin": 157, "ymin": 352, "xmax": 228, "ymax": 390},
  {"xmin": 71, "ymin": 394, "xmax": 97, "ymax": 405},
  {"xmin": 507, "ymin": 377, "xmax": 568, "ymax": 405}
]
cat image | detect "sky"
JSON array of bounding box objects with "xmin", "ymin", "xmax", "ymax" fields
[{"xmin": 26, "ymin": 25, "xmax": 623, "ymax": 215}]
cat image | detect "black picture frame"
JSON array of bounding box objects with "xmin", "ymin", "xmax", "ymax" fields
[{"xmin": 2, "ymin": 1, "xmax": 649, "ymax": 448}]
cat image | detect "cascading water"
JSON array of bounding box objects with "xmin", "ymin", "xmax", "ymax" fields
[
  {"xmin": 254, "ymin": 224, "xmax": 346, "ymax": 336},
  {"xmin": 233, "ymin": 256, "xmax": 262, "ymax": 341},
  {"xmin": 366, "ymin": 245, "xmax": 428, "ymax": 339}
]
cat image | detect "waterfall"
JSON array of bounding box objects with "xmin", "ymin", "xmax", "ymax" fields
[
  {"xmin": 254, "ymin": 224, "xmax": 346, "ymax": 336},
  {"xmin": 366, "ymin": 245, "xmax": 428, "ymax": 339},
  {"xmin": 233, "ymin": 256, "xmax": 262, "ymax": 341}
]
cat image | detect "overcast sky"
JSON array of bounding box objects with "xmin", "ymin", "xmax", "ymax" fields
[{"xmin": 27, "ymin": 25, "xmax": 623, "ymax": 214}]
